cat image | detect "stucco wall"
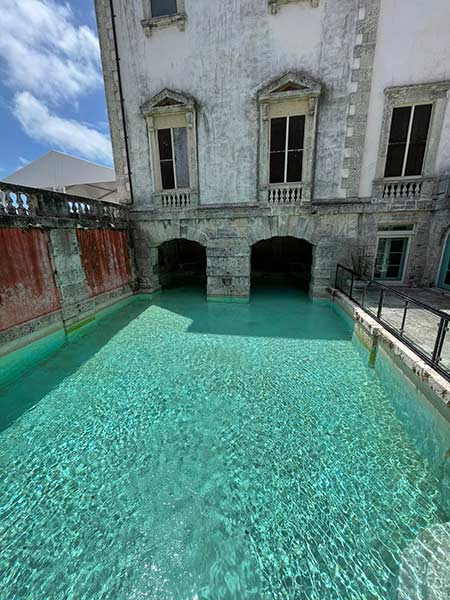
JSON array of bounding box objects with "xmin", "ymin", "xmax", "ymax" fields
[
  {"xmin": 108, "ymin": 0, "xmax": 358, "ymax": 205},
  {"xmin": 359, "ymin": 0, "xmax": 450, "ymax": 197}
]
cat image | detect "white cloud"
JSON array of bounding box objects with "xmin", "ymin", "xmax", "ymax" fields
[
  {"xmin": 0, "ymin": 0, "xmax": 102, "ymax": 103},
  {"xmin": 14, "ymin": 92, "xmax": 112, "ymax": 164}
]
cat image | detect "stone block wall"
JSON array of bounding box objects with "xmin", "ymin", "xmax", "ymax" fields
[{"xmin": 0, "ymin": 183, "xmax": 135, "ymax": 352}]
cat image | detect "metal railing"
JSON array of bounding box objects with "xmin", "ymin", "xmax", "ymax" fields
[{"xmin": 335, "ymin": 264, "xmax": 450, "ymax": 381}]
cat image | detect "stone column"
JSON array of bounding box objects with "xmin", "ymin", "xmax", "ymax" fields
[
  {"xmin": 207, "ymin": 238, "xmax": 250, "ymax": 302},
  {"xmin": 49, "ymin": 229, "xmax": 93, "ymax": 329},
  {"xmin": 310, "ymin": 242, "xmax": 339, "ymax": 298},
  {"xmin": 131, "ymin": 227, "xmax": 162, "ymax": 294}
]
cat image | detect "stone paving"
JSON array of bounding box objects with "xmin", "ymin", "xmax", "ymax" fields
[{"xmin": 350, "ymin": 285, "xmax": 450, "ymax": 373}]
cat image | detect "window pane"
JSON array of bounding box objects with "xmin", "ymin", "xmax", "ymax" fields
[
  {"xmin": 151, "ymin": 0, "xmax": 178, "ymax": 17},
  {"xmin": 388, "ymin": 107, "xmax": 411, "ymax": 143},
  {"xmin": 269, "ymin": 152, "xmax": 285, "ymax": 184},
  {"xmin": 286, "ymin": 150, "xmax": 303, "ymax": 182},
  {"xmin": 445, "ymin": 266, "xmax": 450, "ymax": 286},
  {"xmin": 384, "ymin": 106, "xmax": 411, "ymax": 177},
  {"xmin": 404, "ymin": 143, "xmax": 427, "ymax": 176},
  {"xmin": 409, "ymin": 104, "xmax": 432, "ymax": 143},
  {"xmin": 270, "ymin": 118, "xmax": 286, "ymax": 152},
  {"xmin": 374, "ymin": 238, "xmax": 387, "ymax": 279},
  {"xmin": 384, "ymin": 144, "xmax": 407, "ymax": 177},
  {"xmin": 288, "ymin": 115, "xmax": 305, "ymax": 150},
  {"xmin": 404, "ymin": 104, "xmax": 432, "ymax": 176},
  {"xmin": 375, "ymin": 237, "xmax": 407, "ymax": 280},
  {"xmin": 173, "ymin": 127, "xmax": 189, "ymax": 188},
  {"xmin": 160, "ymin": 161, "xmax": 175, "ymax": 190},
  {"xmin": 158, "ymin": 129, "xmax": 173, "ymax": 160}
]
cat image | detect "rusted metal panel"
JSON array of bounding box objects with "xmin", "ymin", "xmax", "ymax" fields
[
  {"xmin": 0, "ymin": 229, "xmax": 60, "ymax": 331},
  {"xmin": 77, "ymin": 229, "xmax": 132, "ymax": 297}
]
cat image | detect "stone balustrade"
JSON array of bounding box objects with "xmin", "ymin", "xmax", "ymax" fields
[
  {"xmin": 155, "ymin": 189, "xmax": 194, "ymax": 209},
  {"xmin": 265, "ymin": 183, "xmax": 304, "ymax": 204},
  {"xmin": 0, "ymin": 181, "xmax": 128, "ymax": 224},
  {"xmin": 372, "ymin": 177, "xmax": 434, "ymax": 201}
]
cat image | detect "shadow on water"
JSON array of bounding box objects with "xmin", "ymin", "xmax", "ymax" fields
[
  {"xmin": 0, "ymin": 298, "xmax": 152, "ymax": 432},
  {"xmin": 0, "ymin": 283, "xmax": 351, "ymax": 431},
  {"xmin": 151, "ymin": 280, "xmax": 353, "ymax": 341}
]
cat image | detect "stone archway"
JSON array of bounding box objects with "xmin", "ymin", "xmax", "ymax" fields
[
  {"xmin": 251, "ymin": 236, "xmax": 313, "ymax": 292},
  {"xmin": 157, "ymin": 238, "xmax": 206, "ymax": 289}
]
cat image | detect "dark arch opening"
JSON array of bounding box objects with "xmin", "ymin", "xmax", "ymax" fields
[
  {"xmin": 251, "ymin": 236, "xmax": 313, "ymax": 292},
  {"xmin": 158, "ymin": 239, "xmax": 206, "ymax": 289}
]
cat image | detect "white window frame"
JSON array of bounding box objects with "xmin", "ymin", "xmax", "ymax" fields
[
  {"xmin": 375, "ymin": 82, "xmax": 450, "ymax": 184},
  {"xmin": 156, "ymin": 126, "xmax": 192, "ymax": 191},
  {"xmin": 269, "ymin": 115, "xmax": 305, "ymax": 184},
  {"xmin": 384, "ymin": 102, "xmax": 433, "ymax": 180},
  {"xmin": 258, "ymin": 72, "xmax": 322, "ymax": 202},
  {"xmin": 373, "ymin": 225, "xmax": 415, "ymax": 284},
  {"xmin": 141, "ymin": 89, "xmax": 198, "ymax": 203}
]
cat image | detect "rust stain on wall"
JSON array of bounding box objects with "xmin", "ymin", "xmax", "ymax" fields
[
  {"xmin": 0, "ymin": 229, "xmax": 60, "ymax": 331},
  {"xmin": 77, "ymin": 229, "xmax": 132, "ymax": 297}
]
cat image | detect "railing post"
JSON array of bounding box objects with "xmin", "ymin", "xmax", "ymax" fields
[
  {"xmin": 400, "ymin": 300, "xmax": 409, "ymax": 335},
  {"xmin": 432, "ymin": 317, "xmax": 448, "ymax": 364},
  {"xmin": 335, "ymin": 265, "xmax": 340, "ymax": 290},
  {"xmin": 349, "ymin": 270, "xmax": 354, "ymax": 300},
  {"xmin": 377, "ymin": 289, "xmax": 385, "ymax": 320}
]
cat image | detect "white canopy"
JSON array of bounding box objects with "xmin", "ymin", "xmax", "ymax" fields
[{"xmin": 3, "ymin": 151, "xmax": 117, "ymax": 202}]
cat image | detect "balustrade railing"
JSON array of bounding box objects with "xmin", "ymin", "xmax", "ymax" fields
[
  {"xmin": 0, "ymin": 181, "xmax": 127, "ymax": 222},
  {"xmin": 372, "ymin": 177, "xmax": 434, "ymax": 201},
  {"xmin": 156, "ymin": 189, "xmax": 192, "ymax": 209},
  {"xmin": 265, "ymin": 183, "xmax": 303, "ymax": 204},
  {"xmin": 335, "ymin": 264, "xmax": 450, "ymax": 381}
]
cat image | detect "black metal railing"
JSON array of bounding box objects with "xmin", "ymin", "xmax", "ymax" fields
[{"xmin": 335, "ymin": 264, "xmax": 450, "ymax": 381}]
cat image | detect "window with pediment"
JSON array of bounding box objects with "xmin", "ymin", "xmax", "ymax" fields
[
  {"xmin": 258, "ymin": 72, "xmax": 322, "ymax": 203},
  {"xmin": 141, "ymin": 89, "xmax": 198, "ymax": 208}
]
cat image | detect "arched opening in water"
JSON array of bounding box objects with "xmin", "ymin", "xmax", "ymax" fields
[
  {"xmin": 251, "ymin": 236, "xmax": 313, "ymax": 292},
  {"xmin": 158, "ymin": 239, "xmax": 206, "ymax": 289}
]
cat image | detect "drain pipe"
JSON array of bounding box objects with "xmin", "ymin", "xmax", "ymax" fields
[{"xmin": 109, "ymin": 0, "xmax": 134, "ymax": 205}]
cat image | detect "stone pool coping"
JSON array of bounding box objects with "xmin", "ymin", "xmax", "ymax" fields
[{"xmin": 329, "ymin": 288, "xmax": 450, "ymax": 416}]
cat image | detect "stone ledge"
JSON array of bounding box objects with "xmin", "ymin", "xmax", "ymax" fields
[
  {"xmin": 141, "ymin": 13, "xmax": 186, "ymax": 35},
  {"xmin": 330, "ymin": 288, "xmax": 450, "ymax": 412}
]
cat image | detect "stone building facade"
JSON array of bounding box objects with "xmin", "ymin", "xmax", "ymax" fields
[{"xmin": 95, "ymin": 0, "xmax": 450, "ymax": 300}]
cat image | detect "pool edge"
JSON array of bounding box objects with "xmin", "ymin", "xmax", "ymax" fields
[{"xmin": 331, "ymin": 288, "xmax": 450, "ymax": 421}]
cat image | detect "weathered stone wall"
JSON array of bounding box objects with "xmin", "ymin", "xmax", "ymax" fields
[
  {"xmin": 131, "ymin": 205, "xmax": 359, "ymax": 299},
  {"xmin": 95, "ymin": 0, "xmax": 450, "ymax": 300},
  {"xmin": 0, "ymin": 183, "xmax": 135, "ymax": 352},
  {"xmin": 0, "ymin": 229, "xmax": 60, "ymax": 331},
  {"xmin": 77, "ymin": 229, "xmax": 132, "ymax": 297}
]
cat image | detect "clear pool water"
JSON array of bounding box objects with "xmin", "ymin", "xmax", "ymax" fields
[{"xmin": 1, "ymin": 285, "xmax": 450, "ymax": 600}]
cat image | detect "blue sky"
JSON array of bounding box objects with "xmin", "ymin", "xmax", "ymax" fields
[{"xmin": 0, "ymin": 0, "xmax": 113, "ymax": 178}]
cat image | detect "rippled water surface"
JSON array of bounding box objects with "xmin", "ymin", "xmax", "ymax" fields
[{"xmin": 1, "ymin": 285, "xmax": 449, "ymax": 599}]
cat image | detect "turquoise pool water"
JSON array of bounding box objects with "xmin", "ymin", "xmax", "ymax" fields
[{"xmin": 1, "ymin": 285, "xmax": 450, "ymax": 599}]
